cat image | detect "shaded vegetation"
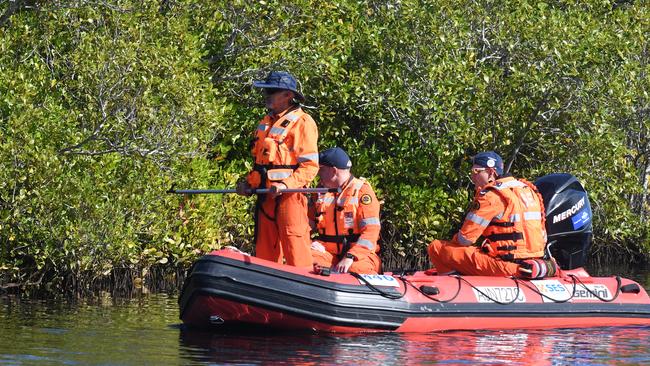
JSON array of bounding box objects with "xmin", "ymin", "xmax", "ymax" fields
[{"xmin": 0, "ymin": 0, "xmax": 648, "ymax": 294}]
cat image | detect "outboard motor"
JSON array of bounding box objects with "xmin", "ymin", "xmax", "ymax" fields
[{"xmin": 534, "ymin": 173, "xmax": 593, "ymax": 269}]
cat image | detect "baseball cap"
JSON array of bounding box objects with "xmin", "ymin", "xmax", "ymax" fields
[
  {"xmin": 319, "ymin": 147, "xmax": 352, "ymax": 169},
  {"xmin": 472, "ymin": 151, "xmax": 504, "ymax": 175}
]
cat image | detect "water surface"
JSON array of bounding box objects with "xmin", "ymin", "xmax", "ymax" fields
[{"xmin": 1, "ymin": 268, "xmax": 649, "ymax": 365}]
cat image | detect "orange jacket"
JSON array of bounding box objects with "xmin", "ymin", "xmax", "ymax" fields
[
  {"xmin": 247, "ymin": 107, "xmax": 319, "ymax": 189},
  {"xmin": 454, "ymin": 176, "xmax": 547, "ymax": 260},
  {"xmin": 311, "ymin": 177, "xmax": 381, "ymax": 260}
]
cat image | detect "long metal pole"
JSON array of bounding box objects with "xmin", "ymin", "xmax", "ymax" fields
[{"xmin": 167, "ymin": 187, "xmax": 341, "ymax": 195}]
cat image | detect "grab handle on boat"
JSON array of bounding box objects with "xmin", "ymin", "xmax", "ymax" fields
[
  {"xmin": 620, "ymin": 283, "xmax": 641, "ymax": 294},
  {"xmin": 420, "ymin": 285, "xmax": 440, "ymax": 296},
  {"xmin": 313, "ymin": 264, "xmax": 331, "ymax": 276}
]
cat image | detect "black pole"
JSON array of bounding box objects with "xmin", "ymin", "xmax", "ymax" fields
[{"xmin": 167, "ymin": 187, "xmax": 341, "ymax": 195}]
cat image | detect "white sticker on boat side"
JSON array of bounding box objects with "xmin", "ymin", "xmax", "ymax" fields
[
  {"xmin": 358, "ymin": 274, "xmax": 400, "ymax": 287},
  {"xmin": 531, "ymin": 280, "xmax": 573, "ymax": 302},
  {"xmin": 566, "ymin": 283, "xmax": 613, "ymax": 301},
  {"xmin": 472, "ymin": 287, "xmax": 527, "ymax": 303}
]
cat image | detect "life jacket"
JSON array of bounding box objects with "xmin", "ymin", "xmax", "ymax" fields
[
  {"xmin": 481, "ymin": 178, "xmax": 547, "ymax": 261},
  {"xmin": 313, "ymin": 177, "xmax": 379, "ymax": 255},
  {"xmin": 247, "ymin": 108, "xmax": 306, "ymax": 188}
]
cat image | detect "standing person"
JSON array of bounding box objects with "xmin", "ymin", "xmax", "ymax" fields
[
  {"xmin": 428, "ymin": 151, "xmax": 556, "ymax": 278},
  {"xmin": 310, "ymin": 147, "xmax": 382, "ymax": 274},
  {"xmin": 236, "ymin": 71, "xmax": 319, "ymax": 268}
]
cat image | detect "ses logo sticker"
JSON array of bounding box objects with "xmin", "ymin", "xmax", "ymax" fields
[
  {"xmin": 358, "ymin": 274, "xmax": 400, "ymax": 287},
  {"xmin": 472, "ymin": 287, "xmax": 526, "ymax": 303},
  {"xmin": 531, "ymin": 280, "xmax": 573, "ymax": 302},
  {"xmin": 567, "ymin": 283, "xmax": 613, "ymax": 301},
  {"xmin": 531, "ymin": 280, "xmax": 613, "ymax": 302}
]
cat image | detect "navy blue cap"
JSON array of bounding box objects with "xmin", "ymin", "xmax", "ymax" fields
[
  {"xmin": 253, "ymin": 71, "xmax": 305, "ymax": 101},
  {"xmin": 319, "ymin": 147, "xmax": 352, "ymax": 169},
  {"xmin": 472, "ymin": 151, "xmax": 504, "ymax": 175}
]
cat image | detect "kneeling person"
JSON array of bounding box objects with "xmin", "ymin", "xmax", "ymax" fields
[
  {"xmin": 310, "ymin": 148, "xmax": 382, "ymax": 274},
  {"xmin": 428, "ymin": 151, "xmax": 553, "ymax": 277}
]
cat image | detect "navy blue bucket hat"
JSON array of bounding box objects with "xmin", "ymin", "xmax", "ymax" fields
[
  {"xmin": 472, "ymin": 151, "xmax": 504, "ymax": 175},
  {"xmin": 319, "ymin": 147, "xmax": 352, "ymax": 169},
  {"xmin": 253, "ymin": 71, "xmax": 305, "ymax": 102}
]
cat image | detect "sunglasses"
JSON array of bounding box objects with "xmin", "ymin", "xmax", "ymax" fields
[
  {"xmin": 263, "ymin": 88, "xmax": 285, "ymax": 95},
  {"xmin": 471, "ymin": 167, "xmax": 488, "ymax": 175}
]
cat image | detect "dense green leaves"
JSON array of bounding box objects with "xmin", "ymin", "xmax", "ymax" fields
[{"xmin": 1, "ymin": 0, "xmax": 648, "ymax": 291}]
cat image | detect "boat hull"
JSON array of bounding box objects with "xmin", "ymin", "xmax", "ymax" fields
[{"xmin": 179, "ymin": 250, "xmax": 650, "ymax": 332}]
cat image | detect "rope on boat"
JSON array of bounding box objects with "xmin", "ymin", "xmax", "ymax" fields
[
  {"xmin": 349, "ymin": 272, "xmax": 408, "ymax": 300},
  {"xmin": 456, "ymin": 275, "xmax": 524, "ymax": 305},
  {"xmin": 569, "ymin": 274, "xmax": 622, "ymax": 303},
  {"xmin": 403, "ymin": 275, "xmax": 463, "ymax": 303},
  {"xmin": 351, "ymin": 271, "xmax": 623, "ymax": 304},
  {"xmin": 514, "ymin": 275, "xmax": 578, "ymax": 303},
  {"xmin": 516, "ymin": 274, "xmax": 622, "ymax": 303},
  {"xmin": 454, "ymin": 274, "xmax": 622, "ymax": 304}
]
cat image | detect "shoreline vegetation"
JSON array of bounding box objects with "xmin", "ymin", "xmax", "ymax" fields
[
  {"xmin": 1, "ymin": 1, "xmax": 649, "ymax": 296},
  {"xmin": 0, "ymin": 255, "xmax": 648, "ymax": 298}
]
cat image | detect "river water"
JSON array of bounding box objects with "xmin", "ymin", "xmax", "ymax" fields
[{"xmin": 1, "ymin": 268, "xmax": 649, "ymax": 365}]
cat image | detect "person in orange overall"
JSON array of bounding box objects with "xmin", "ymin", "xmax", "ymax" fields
[
  {"xmin": 309, "ymin": 147, "xmax": 382, "ymax": 274},
  {"xmin": 428, "ymin": 151, "xmax": 556, "ymax": 277},
  {"xmin": 236, "ymin": 71, "xmax": 318, "ymax": 268}
]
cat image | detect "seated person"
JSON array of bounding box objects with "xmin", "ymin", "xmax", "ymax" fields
[
  {"xmin": 428, "ymin": 151, "xmax": 556, "ymax": 278},
  {"xmin": 309, "ymin": 147, "xmax": 382, "ymax": 274}
]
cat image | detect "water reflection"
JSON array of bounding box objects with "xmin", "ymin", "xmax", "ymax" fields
[
  {"xmin": 179, "ymin": 326, "xmax": 650, "ymax": 365},
  {"xmin": 0, "ymin": 294, "xmax": 183, "ymax": 365},
  {"xmin": 0, "ymin": 271, "xmax": 649, "ymax": 365}
]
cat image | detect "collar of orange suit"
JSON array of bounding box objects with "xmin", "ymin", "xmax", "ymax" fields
[
  {"xmin": 336, "ymin": 175, "xmax": 356, "ymax": 196},
  {"xmin": 270, "ymin": 105, "xmax": 300, "ymax": 121}
]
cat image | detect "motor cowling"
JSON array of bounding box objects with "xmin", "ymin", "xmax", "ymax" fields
[{"xmin": 534, "ymin": 173, "xmax": 593, "ymax": 269}]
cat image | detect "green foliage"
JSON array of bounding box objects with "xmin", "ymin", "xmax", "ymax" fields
[{"xmin": 1, "ymin": 0, "xmax": 648, "ymax": 292}]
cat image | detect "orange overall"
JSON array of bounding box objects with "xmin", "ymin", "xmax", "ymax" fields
[
  {"xmin": 247, "ymin": 107, "xmax": 319, "ymax": 267},
  {"xmin": 310, "ymin": 177, "xmax": 381, "ymax": 274},
  {"xmin": 428, "ymin": 176, "xmax": 547, "ymax": 276}
]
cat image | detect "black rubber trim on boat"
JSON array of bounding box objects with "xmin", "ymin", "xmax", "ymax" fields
[
  {"xmin": 187, "ymin": 254, "xmax": 404, "ymax": 296},
  {"xmin": 179, "ymin": 254, "xmax": 409, "ymax": 330},
  {"xmin": 183, "ymin": 275, "xmax": 404, "ymax": 330}
]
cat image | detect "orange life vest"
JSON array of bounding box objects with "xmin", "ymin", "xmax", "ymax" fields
[
  {"xmin": 313, "ymin": 177, "xmax": 380, "ymax": 255},
  {"xmin": 481, "ymin": 178, "xmax": 547, "ymax": 260},
  {"xmin": 247, "ymin": 108, "xmax": 306, "ymax": 188}
]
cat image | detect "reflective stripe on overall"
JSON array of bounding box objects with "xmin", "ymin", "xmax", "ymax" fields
[
  {"xmin": 314, "ymin": 177, "xmax": 379, "ymax": 255},
  {"xmin": 474, "ymin": 179, "xmax": 547, "ymax": 260},
  {"xmin": 247, "ymin": 108, "xmax": 318, "ymax": 187}
]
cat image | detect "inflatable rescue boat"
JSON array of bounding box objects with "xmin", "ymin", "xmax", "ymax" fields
[{"xmin": 178, "ymin": 174, "xmax": 650, "ymax": 332}]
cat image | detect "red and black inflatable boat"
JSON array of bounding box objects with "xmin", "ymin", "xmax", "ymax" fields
[
  {"xmin": 178, "ymin": 174, "xmax": 650, "ymax": 332},
  {"xmin": 178, "ymin": 249, "xmax": 650, "ymax": 332}
]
